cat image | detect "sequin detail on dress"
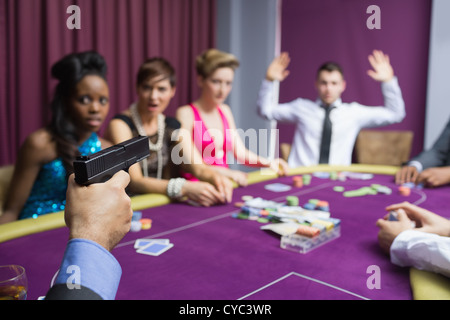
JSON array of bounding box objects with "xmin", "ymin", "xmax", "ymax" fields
[{"xmin": 19, "ymin": 133, "xmax": 102, "ymax": 220}]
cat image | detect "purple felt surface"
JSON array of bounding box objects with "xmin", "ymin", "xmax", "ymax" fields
[{"xmin": 1, "ymin": 173, "xmax": 449, "ymax": 300}]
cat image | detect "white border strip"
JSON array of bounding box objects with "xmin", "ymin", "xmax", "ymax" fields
[{"xmin": 238, "ymin": 271, "xmax": 370, "ymax": 300}]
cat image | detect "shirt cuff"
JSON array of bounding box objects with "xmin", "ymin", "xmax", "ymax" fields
[
  {"xmin": 261, "ymin": 78, "xmax": 274, "ymax": 88},
  {"xmin": 390, "ymin": 230, "xmax": 417, "ymax": 267},
  {"xmin": 407, "ymin": 160, "xmax": 423, "ymax": 173},
  {"xmin": 390, "ymin": 229, "xmax": 450, "ymax": 278},
  {"xmin": 54, "ymin": 238, "xmax": 122, "ymax": 300},
  {"xmin": 381, "ymin": 76, "xmax": 399, "ymax": 88}
]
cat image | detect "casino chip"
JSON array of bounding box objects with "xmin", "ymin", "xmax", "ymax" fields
[
  {"xmin": 140, "ymin": 218, "xmax": 152, "ymax": 230},
  {"xmin": 131, "ymin": 221, "xmax": 142, "ymax": 232}
]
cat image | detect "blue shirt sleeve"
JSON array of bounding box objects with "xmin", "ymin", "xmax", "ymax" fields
[{"xmin": 53, "ymin": 238, "xmax": 122, "ymax": 300}]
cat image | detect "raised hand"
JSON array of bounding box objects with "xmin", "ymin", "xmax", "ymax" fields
[
  {"xmin": 367, "ymin": 50, "xmax": 394, "ymax": 82},
  {"xmin": 266, "ymin": 52, "xmax": 291, "ymax": 82}
]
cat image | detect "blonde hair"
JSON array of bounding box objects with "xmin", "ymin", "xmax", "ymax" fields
[{"xmin": 196, "ymin": 49, "xmax": 240, "ymax": 78}]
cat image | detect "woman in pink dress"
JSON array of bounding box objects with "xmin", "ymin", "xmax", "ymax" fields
[
  {"xmin": 176, "ymin": 49, "xmax": 289, "ymax": 186},
  {"xmin": 106, "ymin": 57, "xmax": 232, "ymax": 206}
]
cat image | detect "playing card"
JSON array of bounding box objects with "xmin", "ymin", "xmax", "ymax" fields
[
  {"xmin": 264, "ymin": 183, "xmax": 292, "ymax": 192},
  {"xmin": 134, "ymin": 238, "xmax": 170, "ymax": 249},
  {"xmin": 136, "ymin": 242, "xmax": 174, "ymax": 256}
]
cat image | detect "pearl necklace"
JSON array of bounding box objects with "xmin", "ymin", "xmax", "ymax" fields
[{"xmin": 130, "ymin": 103, "xmax": 165, "ymax": 179}]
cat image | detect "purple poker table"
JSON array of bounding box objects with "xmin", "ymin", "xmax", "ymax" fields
[{"xmin": 1, "ymin": 165, "xmax": 449, "ymax": 300}]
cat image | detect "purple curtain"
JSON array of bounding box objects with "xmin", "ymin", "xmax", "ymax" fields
[
  {"xmin": 0, "ymin": 0, "xmax": 216, "ymax": 166},
  {"xmin": 279, "ymin": 0, "xmax": 431, "ymax": 158}
]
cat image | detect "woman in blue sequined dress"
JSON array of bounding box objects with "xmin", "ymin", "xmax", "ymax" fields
[{"xmin": 0, "ymin": 51, "xmax": 112, "ymax": 224}]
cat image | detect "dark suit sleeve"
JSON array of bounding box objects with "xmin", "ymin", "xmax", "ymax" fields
[
  {"xmin": 411, "ymin": 117, "xmax": 450, "ymax": 169},
  {"xmin": 45, "ymin": 284, "xmax": 103, "ymax": 300}
]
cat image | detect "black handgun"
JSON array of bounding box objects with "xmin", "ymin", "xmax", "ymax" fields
[{"xmin": 73, "ymin": 136, "xmax": 149, "ymax": 185}]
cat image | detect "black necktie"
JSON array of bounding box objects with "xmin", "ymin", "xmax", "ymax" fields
[{"xmin": 319, "ymin": 105, "xmax": 334, "ymax": 164}]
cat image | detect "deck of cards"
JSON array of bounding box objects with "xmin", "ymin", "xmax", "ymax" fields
[{"xmin": 134, "ymin": 238, "xmax": 173, "ymax": 256}]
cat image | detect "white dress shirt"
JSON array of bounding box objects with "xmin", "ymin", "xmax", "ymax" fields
[
  {"xmin": 257, "ymin": 77, "xmax": 406, "ymax": 167},
  {"xmin": 407, "ymin": 160, "xmax": 424, "ymax": 173},
  {"xmin": 391, "ymin": 229, "xmax": 450, "ymax": 278}
]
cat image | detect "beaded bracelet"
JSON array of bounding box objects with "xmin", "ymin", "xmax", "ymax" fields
[{"xmin": 167, "ymin": 178, "xmax": 186, "ymax": 199}]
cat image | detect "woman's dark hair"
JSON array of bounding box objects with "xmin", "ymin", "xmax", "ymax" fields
[
  {"xmin": 136, "ymin": 57, "xmax": 176, "ymax": 88},
  {"xmin": 47, "ymin": 51, "xmax": 107, "ymax": 174}
]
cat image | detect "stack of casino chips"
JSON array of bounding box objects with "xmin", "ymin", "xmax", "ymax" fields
[
  {"xmin": 296, "ymin": 225, "xmax": 320, "ymax": 237},
  {"xmin": 302, "ymin": 199, "xmax": 329, "ymax": 212},
  {"xmin": 130, "ymin": 211, "xmax": 152, "ymax": 232},
  {"xmin": 398, "ymin": 186, "xmax": 411, "ymax": 196},
  {"xmin": 292, "ymin": 174, "xmax": 313, "ymax": 188},
  {"xmin": 286, "ymin": 196, "xmax": 299, "ymax": 206},
  {"xmin": 130, "ymin": 211, "xmax": 142, "ymax": 232},
  {"xmin": 303, "ymin": 174, "xmax": 311, "ymax": 186},
  {"xmin": 295, "ymin": 216, "xmax": 339, "ymax": 238},
  {"xmin": 233, "ymin": 196, "xmax": 341, "ymax": 239},
  {"xmin": 398, "ymin": 182, "xmax": 415, "ymax": 196},
  {"xmin": 140, "ymin": 218, "xmax": 152, "ymax": 230},
  {"xmin": 292, "ymin": 176, "xmax": 303, "ymax": 188},
  {"xmin": 232, "ymin": 205, "xmax": 281, "ymax": 224}
]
